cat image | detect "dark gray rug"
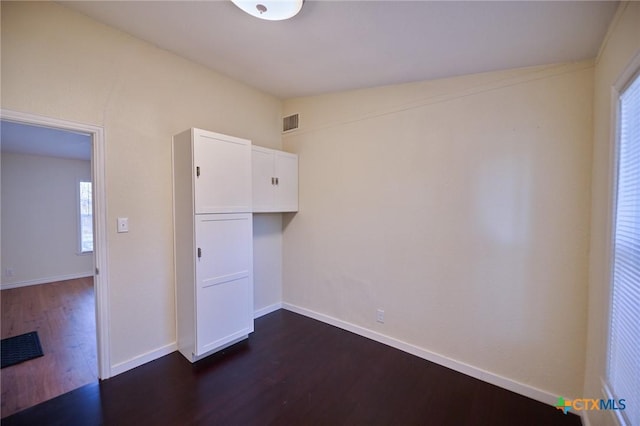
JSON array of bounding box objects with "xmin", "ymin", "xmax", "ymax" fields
[{"xmin": 1, "ymin": 331, "xmax": 44, "ymax": 368}]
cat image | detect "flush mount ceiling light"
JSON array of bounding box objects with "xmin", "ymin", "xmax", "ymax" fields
[{"xmin": 231, "ymin": 0, "xmax": 303, "ymax": 21}]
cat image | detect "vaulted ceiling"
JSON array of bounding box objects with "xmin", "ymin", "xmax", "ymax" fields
[{"xmin": 59, "ymin": 1, "xmax": 619, "ymax": 99}]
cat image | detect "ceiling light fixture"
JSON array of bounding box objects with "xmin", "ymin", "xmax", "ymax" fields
[{"xmin": 231, "ymin": 0, "xmax": 303, "ymax": 21}]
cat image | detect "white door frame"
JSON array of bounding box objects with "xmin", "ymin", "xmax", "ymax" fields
[{"xmin": 1, "ymin": 108, "xmax": 111, "ymax": 379}]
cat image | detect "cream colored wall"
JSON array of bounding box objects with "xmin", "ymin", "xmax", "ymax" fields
[
  {"xmin": 282, "ymin": 62, "xmax": 594, "ymax": 398},
  {"xmin": 3, "ymin": 1, "xmax": 627, "ymax": 403},
  {"xmin": 1, "ymin": 2, "xmax": 283, "ymax": 370},
  {"xmin": 253, "ymin": 214, "xmax": 283, "ymax": 313},
  {"xmin": 1, "ymin": 152, "xmax": 93, "ymax": 287},
  {"xmin": 584, "ymin": 3, "xmax": 640, "ymax": 425}
]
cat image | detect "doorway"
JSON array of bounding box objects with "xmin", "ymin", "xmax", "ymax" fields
[{"xmin": 0, "ymin": 110, "xmax": 110, "ymax": 416}]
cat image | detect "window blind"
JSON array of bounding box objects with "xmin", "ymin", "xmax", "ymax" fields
[{"xmin": 609, "ymin": 71, "xmax": 640, "ymax": 426}]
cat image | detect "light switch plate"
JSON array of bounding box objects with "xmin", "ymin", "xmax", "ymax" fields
[{"xmin": 117, "ymin": 217, "xmax": 129, "ymax": 233}]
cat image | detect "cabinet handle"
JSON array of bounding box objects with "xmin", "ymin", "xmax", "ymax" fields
[
  {"xmin": 271, "ymin": 177, "xmax": 275, "ymax": 185},
  {"xmin": 196, "ymin": 166, "xmax": 200, "ymax": 178},
  {"xmin": 275, "ymin": 177, "xmax": 279, "ymax": 185},
  {"xmin": 197, "ymin": 247, "xmax": 202, "ymax": 258}
]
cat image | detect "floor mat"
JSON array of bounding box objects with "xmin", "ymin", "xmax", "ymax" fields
[{"xmin": 1, "ymin": 331, "xmax": 44, "ymax": 369}]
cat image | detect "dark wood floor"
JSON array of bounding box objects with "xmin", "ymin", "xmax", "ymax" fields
[
  {"xmin": 2, "ymin": 309, "xmax": 581, "ymax": 426},
  {"xmin": 1, "ymin": 278, "xmax": 97, "ymax": 417}
]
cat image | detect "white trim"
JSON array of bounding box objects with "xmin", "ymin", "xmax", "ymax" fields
[
  {"xmin": 282, "ymin": 303, "xmax": 561, "ymax": 407},
  {"xmin": 613, "ymin": 49, "xmax": 640, "ymax": 93},
  {"xmin": 1, "ymin": 108, "xmax": 111, "ymax": 379},
  {"xmin": 602, "ymin": 380, "xmax": 628, "ymax": 426},
  {"xmin": 254, "ymin": 302, "xmax": 283, "ymax": 319},
  {"xmin": 110, "ymin": 342, "xmax": 178, "ymax": 377},
  {"xmin": 603, "ymin": 75, "xmax": 623, "ymax": 397},
  {"xmin": 1, "ymin": 272, "xmax": 93, "ymax": 290}
]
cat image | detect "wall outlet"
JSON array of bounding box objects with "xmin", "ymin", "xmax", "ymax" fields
[
  {"xmin": 5, "ymin": 268, "xmax": 14, "ymax": 278},
  {"xmin": 376, "ymin": 308, "xmax": 385, "ymax": 324}
]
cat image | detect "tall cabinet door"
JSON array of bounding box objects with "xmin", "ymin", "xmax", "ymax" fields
[
  {"xmin": 194, "ymin": 213, "xmax": 253, "ymax": 356},
  {"xmin": 275, "ymin": 151, "xmax": 298, "ymax": 212},
  {"xmin": 193, "ymin": 129, "xmax": 251, "ymax": 214}
]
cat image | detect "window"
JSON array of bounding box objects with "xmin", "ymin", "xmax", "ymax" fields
[
  {"xmin": 79, "ymin": 181, "xmax": 93, "ymax": 253},
  {"xmin": 608, "ymin": 71, "xmax": 640, "ymax": 426}
]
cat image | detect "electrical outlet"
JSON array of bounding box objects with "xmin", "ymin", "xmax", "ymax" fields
[
  {"xmin": 376, "ymin": 309, "xmax": 385, "ymax": 324},
  {"xmin": 5, "ymin": 268, "xmax": 14, "ymax": 278}
]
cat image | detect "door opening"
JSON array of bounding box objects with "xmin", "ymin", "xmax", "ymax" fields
[{"xmin": 0, "ymin": 110, "xmax": 110, "ymax": 416}]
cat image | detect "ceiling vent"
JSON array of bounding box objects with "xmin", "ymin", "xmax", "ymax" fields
[{"xmin": 282, "ymin": 114, "xmax": 299, "ymax": 133}]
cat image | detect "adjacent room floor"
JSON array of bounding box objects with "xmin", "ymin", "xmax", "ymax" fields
[
  {"xmin": 2, "ymin": 309, "xmax": 581, "ymax": 425},
  {"xmin": 1, "ymin": 277, "xmax": 97, "ymax": 418}
]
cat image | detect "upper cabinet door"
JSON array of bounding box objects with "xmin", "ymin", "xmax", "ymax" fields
[
  {"xmin": 252, "ymin": 147, "xmax": 275, "ymax": 212},
  {"xmin": 193, "ymin": 129, "xmax": 251, "ymax": 214},
  {"xmin": 251, "ymin": 146, "xmax": 298, "ymax": 213},
  {"xmin": 274, "ymin": 151, "xmax": 298, "ymax": 212}
]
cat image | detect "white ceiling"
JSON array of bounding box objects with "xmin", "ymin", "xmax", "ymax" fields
[
  {"xmin": 58, "ymin": 0, "xmax": 619, "ymax": 99},
  {"xmin": 1, "ymin": 120, "xmax": 92, "ymax": 161}
]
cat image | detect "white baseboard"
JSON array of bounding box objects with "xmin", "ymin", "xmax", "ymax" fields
[
  {"xmin": 282, "ymin": 303, "xmax": 560, "ymax": 407},
  {"xmin": 254, "ymin": 302, "xmax": 283, "ymax": 319},
  {"xmin": 1, "ymin": 272, "xmax": 93, "ymax": 290},
  {"xmin": 111, "ymin": 302, "xmax": 280, "ymax": 376},
  {"xmin": 110, "ymin": 342, "xmax": 178, "ymax": 377}
]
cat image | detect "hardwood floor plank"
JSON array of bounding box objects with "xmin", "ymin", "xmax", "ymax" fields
[
  {"xmin": 2, "ymin": 309, "xmax": 582, "ymax": 425},
  {"xmin": 1, "ymin": 278, "xmax": 97, "ymax": 418}
]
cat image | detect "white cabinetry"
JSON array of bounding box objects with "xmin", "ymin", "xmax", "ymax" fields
[
  {"xmin": 252, "ymin": 146, "xmax": 298, "ymax": 213},
  {"xmin": 192, "ymin": 130, "xmax": 252, "ymax": 213},
  {"xmin": 173, "ymin": 128, "xmax": 253, "ymax": 363}
]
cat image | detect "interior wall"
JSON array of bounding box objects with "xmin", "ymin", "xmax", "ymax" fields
[
  {"xmin": 584, "ymin": 2, "xmax": 640, "ymax": 425},
  {"xmin": 1, "ymin": 1, "xmax": 283, "ymax": 370},
  {"xmin": 1, "ymin": 152, "xmax": 93, "ymax": 288},
  {"xmin": 282, "ymin": 61, "xmax": 594, "ymax": 399},
  {"xmin": 253, "ymin": 214, "xmax": 283, "ymax": 314}
]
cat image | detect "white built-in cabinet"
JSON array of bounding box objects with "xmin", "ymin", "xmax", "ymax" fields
[
  {"xmin": 173, "ymin": 128, "xmax": 254, "ymax": 363},
  {"xmin": 252, "ymin": 146, "xmax": 298, "ymax": 213}
]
